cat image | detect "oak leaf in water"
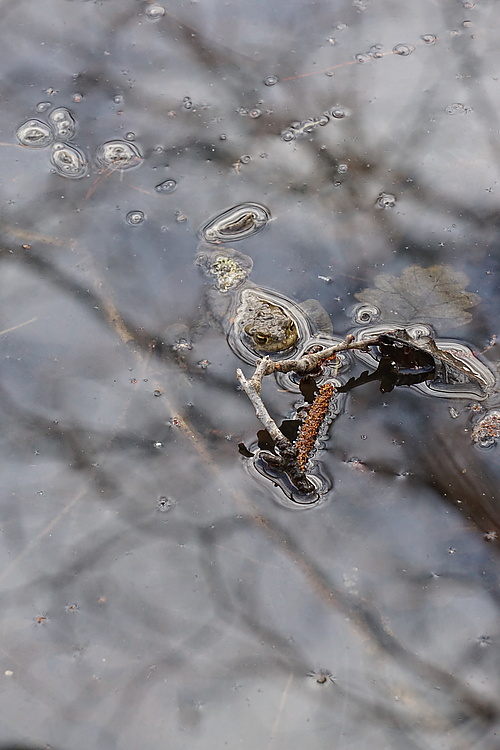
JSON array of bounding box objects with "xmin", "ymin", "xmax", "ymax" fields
[{"xmin": 355, "ymin": 265, "xmax": 480, "ymax": 329}]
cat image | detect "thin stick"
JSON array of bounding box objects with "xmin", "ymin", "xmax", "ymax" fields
[{"xmin": 236, "ymin": 367, "xmax": 289, "ymax": 445}]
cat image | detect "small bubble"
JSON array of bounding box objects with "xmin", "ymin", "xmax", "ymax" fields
[
  {"xmin": 249, "ymin": 108, "xmax": 261, "ymax": 118},
  {"xmin": 462, "ymin": 19, "xmax": 472, "ymax": 27},
  {"xmin": 463, "ymin": 1, "xmax": 475, "ymax": 7},
  {"xmin": 281, "ymin": 129, "xmax": 295, "ymax": 142},
  {"xmin": 264, "ymin": 75, "xmax": 278, "ymax": 86},
  {"xmin": 337, "ymin": 163, "xmax": 348, "ymax": 173},
  {"xmin": 126, "ymin": 210, "xmax": 145, "ymax": 225},
  {"xmin": 450, "ymin": 29, "xmax": 461, "ymax": 37},
  {"xmin": 376, "ymin": 192, "xmax": 396, "ymax": 208},
  {"xmin": 72, "ymin": 93, "xmax": 83, "ymax": 103},
  {"xmin": 145, "ymin": 4, "xmax": 165, "ymax": 19},
  {"xmin": 448, "ymin": 547, "xmax": 456, "ymax": 554},
  {"xmin": 36, "ymin": 101, "xmax": 51, "ymax": 113},
  {"xmin": 331, "ymin": 108, "xmax": 348, "ymax": 119},
  {"xmin": 421, "ymin": 34, "xmax": 437, "ymax": 44},
  {"xmin": 16, "ymin": 119, "xmax": 54, "ymax": 148},
  {"xmin": 48, "ymin": 107, "xmax": 77, "ymax": 140},
  {"xmin": 51, "ymin": 143, "xmax": 88, "ymax": 178},
  {"xmin": 355, "ymin": 52, "xmax": 371, "ymax": 63},
  {"xmin": 219, "ymin": 134, "xmax": 227, "ymax": 140},
  {"xmin": 113, "ymin": 95, "xmax": 124, "ymax": 104},
  {"xmin": 155, "ymin": 179, "xmax": 177, "ymax": 193},
  {"xmin": 125, "ymin": 132, "xmax": 136, "ymax": 141},
  {"xmin": 175, "ymin": 211, "xmax": 187, "ymax": 222},
  {"xmin": 317, "ymin": 115, "xmax": 329, "ymax": 126},
  {"xmin": 153, "ymin": 389, "xmax": 162, "ymax": 397},
  {"xmin": 335, "ymin": 23, "xmax": 347, "ymax": 30},
  {"xmin": 354, "ymin": 304, "xmax": 380, "ymax": 324},
  {"xmin": 240, "ymin": 154, "xmax": 251, "ymax": 164},
  {"xmin": 393, "ymin": 43, "xmax": 415, "ymax": 56},
  {"xmin": 154, "ymin": 441, "xmax": 163, "ymax": 448},
  {"xmin": 182, "ymin": 97, "xmax": 193, "ymax": 110}
]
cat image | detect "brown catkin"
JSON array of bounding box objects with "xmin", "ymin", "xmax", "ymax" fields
[{"xmin": 295, "ymin": 382, "xmax": 335, "ymax": 470}]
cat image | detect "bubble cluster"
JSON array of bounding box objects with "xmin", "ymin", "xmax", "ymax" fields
[
  {"xmin": 200, "ymin": 202, "xmax": 271, "ymax": 243},
  {"xmin": 16, "ymin": 119, "xmax": 54, "ymax": 148},
  {"xmin": 126, "ymin": 210, "xmax": 146, "ymax": 225},
  {"xmin": 48, "ymin": 107, "xmax": 76, "ymax": 140},
  {"xmin": 50, "ymin": 143, "xmax": 88, "ymax": 178},
  {"xmin": 95, "ymin": 140, "xmax": 143, "ymax": 170},
  {"xmin": 155, "ymin": 179, "xmax": 177, "ymax": 193}
]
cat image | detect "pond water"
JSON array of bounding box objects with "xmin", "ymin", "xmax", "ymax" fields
[{"xmin": 2, "ymin": 0, "xmax": 500, "ymax": 748}]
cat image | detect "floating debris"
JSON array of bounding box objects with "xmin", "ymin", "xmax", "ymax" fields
[
  {"xmin": 296, "ymin": 382, "xmax": 336, "ymax": 470},
  {"xmin": 471, "ymin": 410, "xmax": 500, "ymax": 447}
]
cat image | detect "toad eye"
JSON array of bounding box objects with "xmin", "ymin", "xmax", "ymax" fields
[{"xmin": 254, "ymin": 333, "xmax": 268, "ymax": 345}]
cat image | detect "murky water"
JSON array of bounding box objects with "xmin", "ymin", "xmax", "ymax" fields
[{"xmin": 2, "ymin": 1, "xmax": 500, "ymax": 748}]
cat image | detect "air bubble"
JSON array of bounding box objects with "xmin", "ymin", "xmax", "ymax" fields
[
  {"xmin": 145, "ymin": 4, "xmax": 165, "ymax": 19},
  {"xmin": 125, "ymin": 132, "xmax": 136, "ymax": 141},
  {"xmin": 355, "ymin": 52, "xmax": 371, "ymax": 63},
  {"xmin": 264, "ymin": 75, "xmax": 278, "ymax": 86},
  {"xmin": 354, "ymin": 304, "xmax": 380, "ymax": 324},
  {"xmin": 50, "ymin": 143, "xmax": 88, "ymax": 178},
  {"xmin": 393, "ymin": 43, "xmax": 415, "ymax": 56},
  {"xmin": 317, "ymin": 115, "xmax": 330, "ymax": 126},
  {"xmin": 16, "ymin": 119, "xmax": 54, "ymax": 148},
  {"xmin": 155, "ymin": 179, "xmax": 177, "ymax": 193},
  {"xmin": 182, "ymin": 97, "xmax": 193, "ymax": 110},
  {"xmin": 36, "ymin": 102, "xmax": 51, "ymax": 113},
  {"xmin": 200, "ymin": 202, "xmax": 271, "ymax": 243},
  {"xmin": 249, "ymin": 109, "xmax": 261, "ymax": 118},
  {"xmin": 240, "ymin": 154, "xmax": 251, "ymax": 164},
  {"xmin": 113, "ymin": 95, "xmax": 124, "ymax": 104},
  {"xmin": 421, "ymin": 34, "xmax": 437, "ymax": 44},
  {"xmin": 95, "ymin": 140, "xmax": 143, "ymax": 170},
  {"xmin": 337, "ymin": 163, "xmax": 348, "ymax": 174},
  {"xmin": 72, "ymin": 93, "xmax": 83, "ymax": 103},
  {"xmin": 376, "ymin": 192, "xmax": 397, "ymax": 208},
  {"xmin": 281, "ymin": 129, "xmax": 295, "ymax": 142},
  {"xmin": 331, "ymin": 108, "xmax": 348, "ymax": 119},
  {"xmin": 126, "ymin": 210, "xmax": 146, "ymax": 225}
]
